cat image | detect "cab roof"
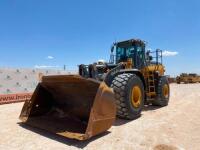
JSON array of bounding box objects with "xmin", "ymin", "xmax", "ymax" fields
[{"xmin": 115, "ymin": 39, "xmax": 145, "ymax": 48}]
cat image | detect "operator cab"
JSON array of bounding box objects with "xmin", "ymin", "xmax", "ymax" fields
[{"xmin": 110, "ymin": 39, "xmax": 146, "ymax": 69}]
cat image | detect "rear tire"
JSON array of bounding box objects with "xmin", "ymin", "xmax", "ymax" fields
[
  {"xmin": 152, "ymin": 76, "xmax": 170, "ymax": 106},
  {"xmin": 111, "ymin": 73, "xmax": 144, "ymax": 120}
]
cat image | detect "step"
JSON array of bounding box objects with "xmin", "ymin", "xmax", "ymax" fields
[
  {"xmin": 146, "ymin": 92, "xmax": 156, "ymax": 97},
  {"xmin": 149, "ymin": 86, "xmax": 155, "ymax": 88}
]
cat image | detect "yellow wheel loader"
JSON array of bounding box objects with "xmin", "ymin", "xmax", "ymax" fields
[
  {"xmin": 19, "ymin": 39, "xmax": 170, "ymax": 140},
  {"xmin": 190, "ymin": 74, "xmax": 200, "ymax": 83},
  {"xmin": 176, "ymin": 73, "xmax": 200, "ymax": 84}
]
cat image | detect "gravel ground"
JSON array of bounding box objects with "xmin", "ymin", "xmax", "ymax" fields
[{"xmin": 0, "ymin": 83, "xmax": 200, "ymax": 150}]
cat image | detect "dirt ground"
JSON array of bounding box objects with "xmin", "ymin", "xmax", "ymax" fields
[{"xmin": 0, "ymin": 83, "xmax": 200, "ymax": 150}]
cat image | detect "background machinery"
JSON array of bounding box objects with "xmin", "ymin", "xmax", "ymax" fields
[
  {"xmin": 176, "ymin": 73, "xmax": 200, "ymax": 84},
  {"xmin": 20, "ymin": 38, "xmax": 170, "ymax": 140}
]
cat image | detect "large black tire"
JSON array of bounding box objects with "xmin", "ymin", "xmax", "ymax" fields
[
  {"xmin": 111, "ymin": 73, "xmax": 144, "ymax": 120},
  {"xmin": 176, "ymin": 77, "xmax": 180, "ymax": 84},
  {"xmin": 152, "ymin": 76, "xmax": 170, "ymax": 106}
]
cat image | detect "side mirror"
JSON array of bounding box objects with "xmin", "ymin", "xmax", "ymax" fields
[
  {"xmin": 149, "ymin": 56, "xmax": 153, "ymax": 61},
  {"xmin": 111, "ymin": 46, "xmax": 114, "ymax": 53}
]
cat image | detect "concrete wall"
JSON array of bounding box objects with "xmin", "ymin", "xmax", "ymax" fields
[{"xmin": 0, "ymin": 68, "xmax": 77, "ymax": 94}]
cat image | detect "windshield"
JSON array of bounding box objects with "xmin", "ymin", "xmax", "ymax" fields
[{"xmin": 116, "ymin": 46, "xmax": 144, "ymax": 64}]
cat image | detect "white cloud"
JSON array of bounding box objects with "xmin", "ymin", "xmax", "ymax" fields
[
  {"xmin": 162, "ymin": 50, "xmax": 178, "ymax": 56},
  {"xmin": 46, "ymin": 56, "xmax": 54, "ymax": 59},
  {"xmin": 34, "ymin": 65, "xmax": 60, "ymax": 69}
]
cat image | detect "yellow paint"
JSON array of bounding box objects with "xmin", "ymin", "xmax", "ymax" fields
[
  {"xmin": 123, "ymin": 58, "xmax": 133, "ymax": 69},
  {"xmin": 140, "ymin": 64, "xmax": 165, "ymax": 98},
  {"xmin": 142, "ymin": 64, "xmax": 165, "ymax": 76},
  {"xmin": 131, "ymin": 85, "xmax": 142, "ymax": 108},
  {"xmin": 163, "ymin": 84, "xmax": 169, "ymax": 98}
]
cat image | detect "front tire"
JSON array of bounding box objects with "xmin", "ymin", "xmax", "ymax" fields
[{"xmin": 111, "ymin": 73, "xmax": 144, "ymax": 120}]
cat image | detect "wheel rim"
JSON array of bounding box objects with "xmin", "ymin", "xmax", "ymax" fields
[
  {"xmin": 163, "ymin": 84, "xmax": 169, "ymax": 98},
  {"xmin": 131, "ymin": 86, "xmax": 142, "ymax": 108}
]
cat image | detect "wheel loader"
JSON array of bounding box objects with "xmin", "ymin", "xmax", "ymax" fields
[
  {"xmin": 19, "ymin": 38, "xmax": 170, "ymax": 140},
  {"xmin": 176, "ymin": 73, "xmax": 200, "ymax": 84}
]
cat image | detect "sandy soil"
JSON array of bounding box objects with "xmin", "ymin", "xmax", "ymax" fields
[{"xmin": 0, "ymin": 83, "xmax": 200, "ymax": 150}]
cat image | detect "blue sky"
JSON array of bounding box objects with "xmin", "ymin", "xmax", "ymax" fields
[{"xmin": 0, "ymin": 0, "xmax": 199, "ymax": 76}]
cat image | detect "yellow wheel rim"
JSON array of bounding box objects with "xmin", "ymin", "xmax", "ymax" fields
[
  {"xmin": 163, "ymin": 84, "xmax": 169, "ymax": 98},
  {"xmin": 131, "ymin": 86, "xmax": 142, "ymax": 108}
]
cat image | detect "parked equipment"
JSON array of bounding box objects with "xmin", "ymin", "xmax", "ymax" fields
[
  {"xmin": 176, "ymin": 73, "xmax": 200, "ymax": 84},
  {"xmin": 20, "ymin": 38, "xmax": 170, "ymax": 140},
  {"xmin": 79, "ymin": 39, "xmax": 170, "ymax": 120}
]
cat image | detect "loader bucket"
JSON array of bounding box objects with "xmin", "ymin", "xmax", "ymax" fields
[{"xmin": 19, "ymin": 75, "xmax": 116, "ymax": 140}]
